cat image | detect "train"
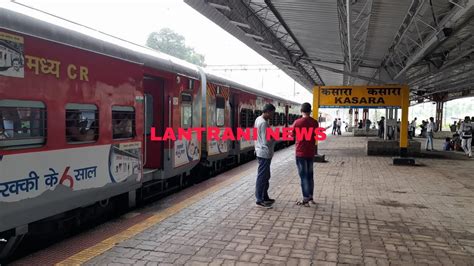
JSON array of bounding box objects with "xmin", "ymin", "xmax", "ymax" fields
[{"xmin": 0, "ymin": 7, "xmax": 305, "ymax": 258}]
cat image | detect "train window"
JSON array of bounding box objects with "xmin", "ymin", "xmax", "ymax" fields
[
  {"xmin": 181, "ymin": 93, "xmax": 192, "ymax": 129},
  {"xmin": 112, "ymin": 106, "xmax": 135, "ymax": 139},
  {"xmin": 272, "ymin": 112, "xmax": 278, "ymax": 126},
  {"xmin": 0, "ymin": 100, "xmax": 46, "ymax": 149},
  {"xmin": 216, "ymin": 96, "xmax": 225, "ymax": 127},
  {"xmin": 247, "ymin": 110, "xmax": 255, "ymax": 126},
  {"xmin": 66, "ymin": 103, "xmax": 99, "ymax": 143},
  {"xmin": 279, "ymin": 113, "xmax": 284, "ymax": 126},
  {"xmin": 240, "ymin": 109, "xmax": 247, "ymax": 128},
  {"xmin": 145, "ymin": 94, "xmax": 153, "ymax": 135}
]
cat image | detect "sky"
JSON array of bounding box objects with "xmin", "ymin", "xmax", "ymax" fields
[{"xmin": 5, "ymin": 0, "xmax": 312, "ymax": 102}]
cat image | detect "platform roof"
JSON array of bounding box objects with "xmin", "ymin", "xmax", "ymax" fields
[{"xmin": 185, "ymin": 0, "xmax": 474, "ymax": 103}]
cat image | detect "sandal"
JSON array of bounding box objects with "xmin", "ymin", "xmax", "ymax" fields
[{"xmin": 296, "ymin": 200, "xmax": 310, "ymax": 207}]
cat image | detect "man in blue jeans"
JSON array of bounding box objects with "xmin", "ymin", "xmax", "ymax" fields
[
  {"xmin": 292, "ymin": 102, "xmax": 318, "ymax": 207},
  {"xmin": 254, "ymin": 103, "xmax": 276, "ymax": 208}
]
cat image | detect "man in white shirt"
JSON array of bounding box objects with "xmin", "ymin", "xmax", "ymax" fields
[
  {"xmin": 426, "ymin": 117, "xmax": 436, "ymax": 151},
  {"xmin": 459, "ymin": 116, "xmax": 472, "ymax": 158},
  {"xmin": 254, "ymin": 103, "xmax": 276, "ymax": 208}
]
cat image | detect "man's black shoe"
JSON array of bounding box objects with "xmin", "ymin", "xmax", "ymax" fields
[
  {"xmin": 256, "ymin": 202, "xmax": 273, "ymax": 209},
  {"xmin": 263, "ymin": 199, "xmax": 275, "ymax": 204}
]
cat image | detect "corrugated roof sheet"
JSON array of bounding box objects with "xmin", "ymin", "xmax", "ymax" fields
[
  {"xmin": 272, "ymin": 0, "xmax": 344, "ymax": 62},
  {"xmin": 186, "ymin": 0, "xmax": 474, "ymax": 102}
]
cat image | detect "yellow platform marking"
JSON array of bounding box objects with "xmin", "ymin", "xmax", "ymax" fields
[{"xmin": 56, "ymin": 167, "xmax": 254, "ymax": 265}]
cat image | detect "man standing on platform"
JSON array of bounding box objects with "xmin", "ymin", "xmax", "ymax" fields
[
  {"xmin": 410, "ymin": 117, "xmax": 417, "ymax": 138},
  {"xmin": 426, "ymin": 117, "xmax": 436, "ymax": 151},
  {"xmin": 378, "ymin": 117, "xmax": 385, "ymax": 138},
  {"xmin": 254, "ymin": 103, "xmax": 276, "ymax": 208},
  {"xmin": 336, "ymin": 118, "xmax": 342, "ymax": 135},
  {"xmin": 459, "ymin": 116, "xmax": 472, "ymax": 158},
  {"xmin": 292, "ymin": 102, "xmax": 318, "ymax": 207}
]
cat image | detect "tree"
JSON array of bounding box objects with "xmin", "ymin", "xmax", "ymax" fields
[{"xmin": 146, "ymin": 28, "xmax": 206, "ymax": 66}]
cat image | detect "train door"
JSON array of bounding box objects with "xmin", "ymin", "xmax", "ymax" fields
[{"xmin": 143, "ymin": 77, "xmax": 164, "ymax": 169}]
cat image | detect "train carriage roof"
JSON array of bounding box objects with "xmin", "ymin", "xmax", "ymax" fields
[
  {"xmin": 0, "ymin": 7, "xmax": 200, "ymax": 78},
  {"xmin": 0, "ymin": 5, "xmax": 300, "ymax": 107},
  {"xmin": 204, "ymin": 71, "xmax": 299, "ymax": 106}
]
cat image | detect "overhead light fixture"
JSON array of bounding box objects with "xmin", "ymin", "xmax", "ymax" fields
[
  {"xmin": 209, "ymin": 3, "xmax": 231, "ymax": 11},
  {"xmin": 262, "ymin": 47, "xmax": 278, "ymax": 53},
  {"xmin": 245, "ymin": 33, "xmax": 264, "ymax": 41},
  {"xmin": 230, "ymin": 20, "xmax": 251, "ymax": 29},
  {"xmin": 256, "ymin": 41, "xmax": 273, "ymax": 49}
]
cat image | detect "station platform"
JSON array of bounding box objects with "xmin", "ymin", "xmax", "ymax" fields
[{"xmin": 13, "ymin": 135, "xmax": 474, "ymax": 265}]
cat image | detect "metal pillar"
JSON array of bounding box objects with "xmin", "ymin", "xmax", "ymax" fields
[
  {"xmin": 354, "ymin": 109, "xmax": 359, "ymax": 125},
  {"xmin": 384, "ymin": 109, "xmax": 389, "ymax": 140},
  {"xmin": 436, "ymin": 101, "xmax": 444, "ymax": 131},
  {"xmin": 399, "ymin": 87, "xmax": 410, "ymax": 157},
  {"xmin": 362, "ymin": 108, "xmax": 369, "ymax": 127},
  {"xmin": 349, "ymin": 108, "xmax": 353, "ymax": 127},
  {"xmin": 394, "ymin": 108, "xmax": 399, "ymax": 140},
  {"xmin": 313, "ymin": 87, "xmax": 326, "ymax": 162},
  {"xmin": 393, "ymin": 86, "xmax": 414, "ymax": 165}
]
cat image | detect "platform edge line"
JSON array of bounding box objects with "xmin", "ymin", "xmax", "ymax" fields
[{"xmin": 55, "ymin": 167, "xmax": 253, "ymax": 265}]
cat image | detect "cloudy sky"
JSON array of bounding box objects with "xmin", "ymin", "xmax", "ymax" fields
[{"xmin": 6, "ymin": 0, "xmax": 313, "ymax": 102}]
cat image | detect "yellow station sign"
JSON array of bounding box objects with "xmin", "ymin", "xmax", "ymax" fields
[
  {"xmin": 317, "ymin": 85, "xmax": 408, "ymax": 108},
  {"xmin": 313, "ymin": 85, "xmax": 410, "ymax": 151}
]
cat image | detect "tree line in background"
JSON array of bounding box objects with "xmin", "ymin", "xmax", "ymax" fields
[{"xmin": 146, "ymin": 28, "xmax": 206, "ymax": 66}]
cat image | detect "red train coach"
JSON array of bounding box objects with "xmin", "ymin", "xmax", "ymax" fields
[{"xmin": 0, "ymin": 6, "xmax": 303, "ymax": 258}]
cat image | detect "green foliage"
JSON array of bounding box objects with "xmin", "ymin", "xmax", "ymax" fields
[{"xmin": 146, "ymin": 28, "xmax": 205, "ymax": 66}]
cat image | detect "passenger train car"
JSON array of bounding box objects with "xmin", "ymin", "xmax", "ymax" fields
[{"xmin": 0, "ymin": 7, "xmax": 303, "ymax": 258}]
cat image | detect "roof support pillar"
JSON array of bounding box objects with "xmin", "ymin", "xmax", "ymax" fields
[
  {"xmin": 346, "ymin": 0, "xmax": 353, "ymax": 73},
  {"xmin": 435, "ymin": 101, "xmax": 444, "ymax": 131}
]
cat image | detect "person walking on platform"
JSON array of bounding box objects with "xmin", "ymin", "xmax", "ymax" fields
[
  {"xmin": 365, "ymin": 119, "xmax": 372, "ymax": 131},
  {"xmin": 410, "ymin": 117, "xmax": 417, "ymax": 137},
  {"xmin": 459, "ymin": 116, "xmax": 472, "ymax": 158},
  {"xmin": 336, "ymin": 118, "xmax": 342, "ymax": 135},
  {"xmin": 426, "ymin": 117, "xmax": 436, "ymax": 151},
  {"xmin": 332, "ymin": 118, "xmax": 337, "ymax": 135},
  {"xmin": 292, "ymin": 102, "xmax": 318, "ymax": 207},
  {"xmin": 378, "ymin": 117, "xmax": 385, "ymax": 138},
  {"xmin": 254, "ymin": 103, "xmax": 276, "ymax": 208}
]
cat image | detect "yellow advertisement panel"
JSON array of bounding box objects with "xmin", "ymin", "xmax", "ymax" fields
[{"xmin": 317, "ymin": 86, "xmax": 406, "ymax": 108}]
